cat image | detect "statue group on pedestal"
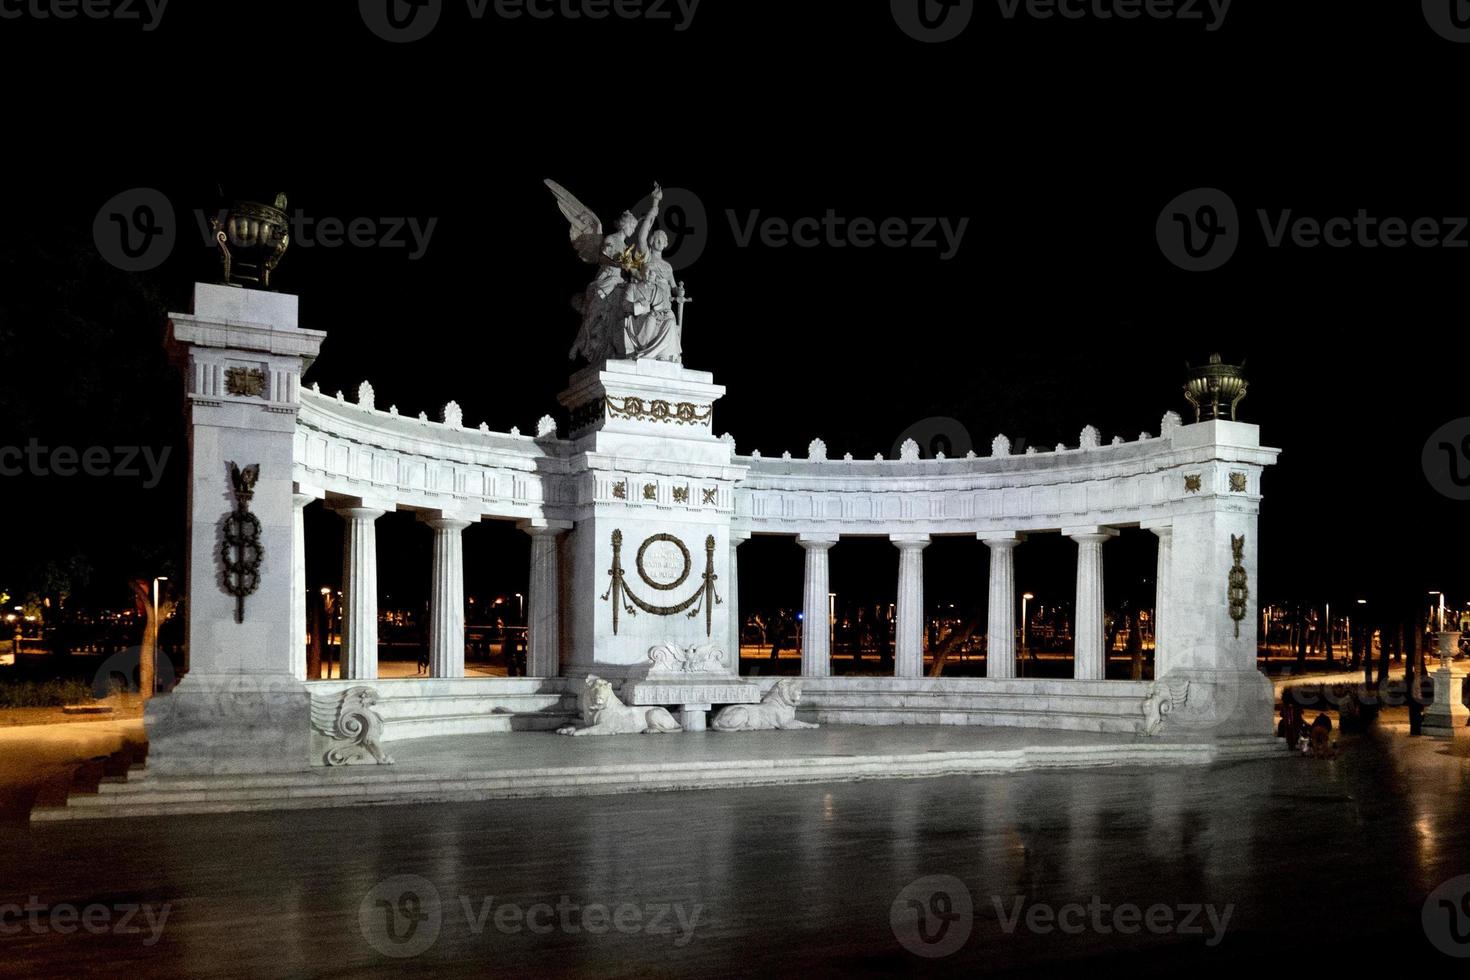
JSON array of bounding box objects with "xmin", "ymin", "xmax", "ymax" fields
[{"xmin": 546, "ymin": 179, "xmax": 690, "ymax": 365}]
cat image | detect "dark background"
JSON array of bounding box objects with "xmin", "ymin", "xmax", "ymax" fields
[{"xmin": 0, "ymin": 0, "xmax": 1464, "ymax": 625}]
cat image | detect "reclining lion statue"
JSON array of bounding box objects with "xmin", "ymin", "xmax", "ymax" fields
[
  {"xmin": 556, "ymin": 675, "xmax": 683, "ymax": 736},
  {"xmin": 711, "ymin": 679, "xmax": 818, "ymax": 732}
]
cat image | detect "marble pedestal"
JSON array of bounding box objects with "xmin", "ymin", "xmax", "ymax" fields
[
  {"xmin": 621, "ymin": 676, "xmax": 762, "ymax": 732},
  {"xmin": 558, "ymin": 359, "xmax": 749, "ymax": 680},
  {"xmin": 1424, "ymin": 632, "xmax": 1466, "ymax": 739}
]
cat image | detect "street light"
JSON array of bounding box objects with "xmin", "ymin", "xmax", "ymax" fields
[
  {"xmin": 143, "ymin": 576, "xmax": 168, "ymax": 698},
  {"xmin": 828, "ymin": 591, "xmax": 836, "ymax": 653},
  {"xmin": 515, "ymin": 592, "xmax": 524, "ymax": 619},
  {"xmin": 1021, "ymin": 593, "xmax": 1035, "ymax": 671}
]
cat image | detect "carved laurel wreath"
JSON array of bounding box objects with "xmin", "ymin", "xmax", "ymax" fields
[
  {"xmin": 636, "ymin": 532, "xmax": 691, "ymax": 591},
  {"xmin": 602, "ymin": 529, "xmax": 721, "ymax": 636}
]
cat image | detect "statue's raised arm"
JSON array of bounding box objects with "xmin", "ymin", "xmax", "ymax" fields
[{"xmin": 634, "ymin": 182, "xmax": 664, "ymax": 260}]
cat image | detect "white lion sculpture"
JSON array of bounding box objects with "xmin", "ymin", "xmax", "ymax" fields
[
  {"xmin": 711, "ymin": 679, "xmax": 818, "ymax": 732},
  {"xmin": 556, "ymin": 675, "xmax": 683, "ymax": 736}
]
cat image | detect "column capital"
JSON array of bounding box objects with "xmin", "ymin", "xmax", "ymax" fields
[
  {"xmin": 1063, "ymin": 525, "xmax": 1119, "ymax": 543},
  {"xmin": 1145, "ymin": 524, "xmax": 1174, "ymax": 539},
  {"xmin": 730, "ymin": 525, "xmax": 753, "ymax": 545},
  {"xmin": 980, "ymin": 531, "xmax": 1026, "ymax": 548},
  {"xmin": 293, "ymin": 481, "xmax": 325, "ymax": 503},
  {"xmin": 890, "ymin": 533, "xmax": 931, "ymax": 549},
  {"xmin": 328, "ymin": 495, "xmax": 395, "ymax": 517},
  {"xmin": 333, "ymin": 504, "xmax": 388, "ymax": 521},
  {"xmin": 419, "ymin": 514, "xmax": 473, "ymax": 532},
  {"xmin": 797, "ymin": 533, "xmax": 840, "ymax": 549},
  {"xmin": 517, "ymin": 518, "xmax": 573, "ymax": 537}
]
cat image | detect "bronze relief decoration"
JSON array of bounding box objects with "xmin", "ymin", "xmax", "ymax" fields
[
  {"xmin": 225, "ymin": 366, "xmax": 267, "ymax": 398},
  {"xmin": 222, "ymin": 462, "xmax": 264, "ymax": 623},
  {"xmin": 602, "ymin": 529, "xmax": 722, "ymax": 637},
  {"xmin": 1228, "ymin": 534, "xmax": 1249, "ymax": 638},
  {"xmin": 605, "ymin": 394, "xmax": 713, "ymax": 426}
]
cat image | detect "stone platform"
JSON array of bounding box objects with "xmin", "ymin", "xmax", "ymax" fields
[{"xmin": 31, "ymin": 725, "xmax": 1282, "ymax": 822}]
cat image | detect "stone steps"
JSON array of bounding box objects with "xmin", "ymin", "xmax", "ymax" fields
[
  {"xmin": 796, "ymin": 682, "xmax": 1150, "ymax": 734},
  {"xmin": 812, "ymin": 706, "xmax": 1142, "ymax": 733},
  {"xmin": 30, "ymin": 737, "xmax": 1281, "ymax": 822},
  {"xmin": 386, "ymin": 709, "xmax": 573, "ymax": 739},
  {"xmin": 310, "ymin": 679, "xmax": 578, "ymax": 742}
]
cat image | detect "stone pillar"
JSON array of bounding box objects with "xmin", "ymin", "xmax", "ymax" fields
[
  {"xmin": 892, "ymin": 534, "xmax": 930, "ymax": 678},
  {"xmin": 422, "ymin": 514, "xmax": 472, "ymax": 679},
  {"xmin": 290, "ymin": 489, "xmax": 321, "ymax": 682},
  {"xmin": 523, "ymin": 522, "xmax": 570, "ymax": 678},
  {"xmin": 798, "ymin": 534, "xmax": 838, "ymax": 677},
  {"xmin": 338, "ymin": 505, "xmax": 386, "ymax": 680},
  {"xmin": 1145, "ymin": 522, "xmax": 1173, "ymax": 678},
  {"xmin": 981, "ymin": 533, "xmax": 1023, "ymax": 679},
  {"xmin": 1066, "ymin": 527, "xmax": 1117, "ymax": 680},
  {"xmin": 146, "ymin": 284, "xmax": 326, "ymax": 775},
  {"xmin": 729, "ymin": 529, "xmax": 751, "ymax": 668}
]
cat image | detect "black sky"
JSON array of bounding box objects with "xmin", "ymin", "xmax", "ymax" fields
[{"xmin": 1, "ymin": 0, "xmax": 1465, "ymax": 621}]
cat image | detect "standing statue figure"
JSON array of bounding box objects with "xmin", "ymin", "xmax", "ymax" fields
[
  {"xmin": 619, "ymin": 184, "xmax": 683, "ymax": 363},
  {"xmin": 546, "ymin": 179, "xmax": 687, "ymax": 366}
]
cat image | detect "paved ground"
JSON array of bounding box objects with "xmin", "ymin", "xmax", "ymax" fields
[
  {"xmin": 3, "ymin": 729, "xmax": 1468, "ymax": 977},
  {"xmin": 0, "ymin": 717, "xmax": 145, "ymax": 819}
]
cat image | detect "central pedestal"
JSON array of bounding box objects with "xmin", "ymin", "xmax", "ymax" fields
[{"xmin": 558, "ymin": 360, "xmax": 753, "ymax": 687}]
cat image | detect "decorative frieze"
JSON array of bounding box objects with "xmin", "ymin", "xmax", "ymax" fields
[{"xmin": 605, "ymin": 394, "xmax": 712, "ymax": 427}]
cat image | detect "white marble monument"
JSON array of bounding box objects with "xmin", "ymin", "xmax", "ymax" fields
[{"xmin": 146, "ymin": 181, "xmax": 1283, "ymax": 776}]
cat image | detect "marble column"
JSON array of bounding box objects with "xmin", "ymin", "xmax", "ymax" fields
[
  {"xmin": 1066, "ymin": 527, "xmax": 1117, "ymax": 681},
  {"xmin": 290, "ymin": 491, "xmax": 317, "ymax": 682},
  {"xmin": 523, "ymin": 523, "xmax": 568, "ymax": 678},
  {"xmin": 423, "ymin": 515, "xmax": 471, "ymax": 679},
  {"xmin": 1147, "ymin": 523, "xmax": 1173, "ymax": 679},
  {"xmin": 338, "ymin": 506, "xmax": 385, "ymax": 680},
  {"xmin": 981, "ymin": 533, "xmax": 1024, "ymax": 679},
  {"xmin": 729, "ymin": 530, "xmax": 751, "ymax": 667},
  {"xmin": 892, "ymin": 534, "xmax": 930, "ymax": 678},
  {"xmin": 798, "ymin": 534, "xmax": 839, "ymax": 677}
]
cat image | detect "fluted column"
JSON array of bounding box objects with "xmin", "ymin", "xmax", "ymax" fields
[
  {"xmin": 892, "ymin": 534, "xmax": 930, "ymax": 678},
  {"xmin": 1147, "ymin": 523, "xmax": 1173, "ymax": 678},
  {"xmin": 729, "ymin": 530, "xmax": 751, "ymax": 667},
  {"xmin": 290, "ymin": 490, "xmax": 317, "ymax": 682},
  {"xmin": 423, "ymin": 515, "xmax": 471, "ymax": 679},
  {"xmin": 523, "ymin": 523, "xmax": 569, "ymax": 678},
  {"xmin": 1066, "ymin": 526, "xmax": 1117, "ymax": 680},
  {"xmin": 337, "ymin": 506, "xmax": 385, "ymax": 680},
  {"xmin": 981, "ymin": 533, "xmax": 1024, "ymax": 679},
  {"xmin": 798, "ymin": 534, "xmax": 839, "ymax": 677}
]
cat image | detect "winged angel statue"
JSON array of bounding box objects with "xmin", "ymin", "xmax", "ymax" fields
[{"xmin": 546, "ymin": 179, "xmax": 689, "ymax": 365}]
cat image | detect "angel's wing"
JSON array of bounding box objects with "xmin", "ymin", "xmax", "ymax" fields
[{"xmin": 544, "ymin": 178, "xmax": 606, "ymax": 264}]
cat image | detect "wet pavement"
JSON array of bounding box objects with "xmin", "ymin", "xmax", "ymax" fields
[{"xmin": 2, "ymin": 728, "xmax": 1468, "ymax": 977}]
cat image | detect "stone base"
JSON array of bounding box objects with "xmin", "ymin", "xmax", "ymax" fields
[
  {"xmin": 33, "ymin": 727, "xmax": 1286, "ymax": 822},
  {"xmin": 677, "ymin": 704, "xmax": 711, "ymax": 732},
  {"xmin": 144, "ymin": 674, "xmax": 312, "ymax": 774},
  {"xmin": 1149, "ymin": 668, "xmax": 1275, "ymax": 738},
  {"xmin": 621, "ymin": 676, "xmax": 761, "ymax": 734},
  {"xmin": 1423, "ymin": 667, "xmax": 1468, "ymax": 739}
]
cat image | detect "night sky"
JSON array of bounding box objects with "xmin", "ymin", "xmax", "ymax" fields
[{"xmin": 0, "ymin": 1, "xmax": 1464, "ymax": 627}]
